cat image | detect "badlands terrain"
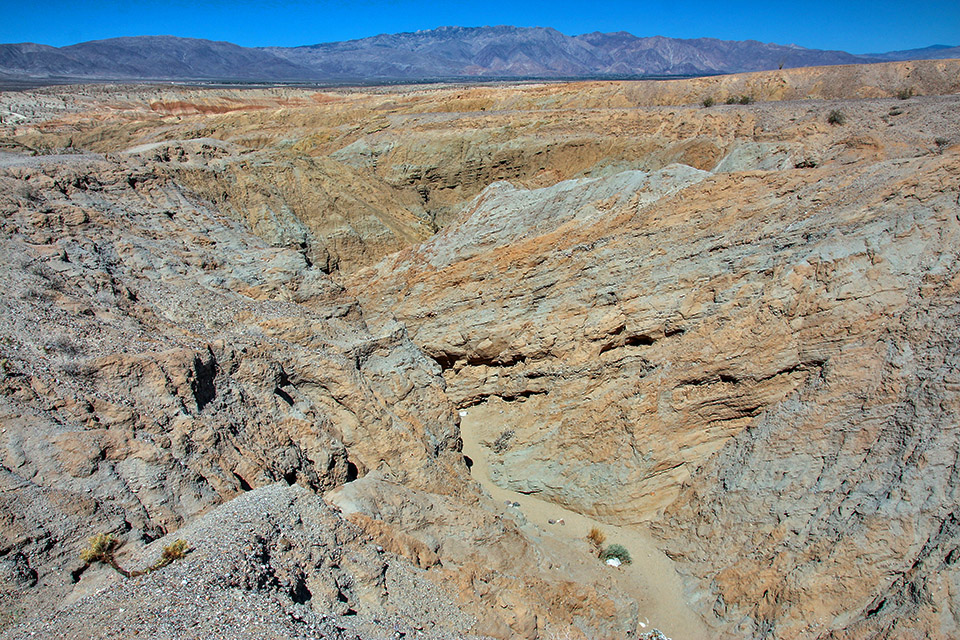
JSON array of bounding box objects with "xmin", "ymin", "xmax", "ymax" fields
[{"xmin": 0, "ymin": 58, "xmax": 959, "ymax": 639}]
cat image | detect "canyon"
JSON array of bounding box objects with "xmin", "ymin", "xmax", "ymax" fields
[{"xmin": 0, "ymin": 58, "xmax": 959, "ymax": 639}]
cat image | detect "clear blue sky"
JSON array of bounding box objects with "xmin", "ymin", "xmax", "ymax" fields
[{"xmin": 2, "ymin": 0, "xmax": 957, "ymax": 53}]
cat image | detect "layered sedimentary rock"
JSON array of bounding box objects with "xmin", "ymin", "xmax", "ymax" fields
[
  {"xmin": 351, "ymin": 95, "xmax": 960, "ymax": 637},
  {"xmin": 6, "ymin": 60, "xmax": 958, "ymax": 241},
  {"xmin": 0, "ymin": 152, "xmax": 638, "ymax": 638},
  {"xmin": 126, "ymin": 138, "xmax": 434, "ymax": 273}
]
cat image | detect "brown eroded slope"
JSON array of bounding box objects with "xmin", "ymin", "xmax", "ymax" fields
[
  {"xmin": 350, "ymin": 93, "xmax": 960, "ymax": 637},
  {"xmin": 3, "ymin": 59, "xmax": 958, "ymax": 265}
]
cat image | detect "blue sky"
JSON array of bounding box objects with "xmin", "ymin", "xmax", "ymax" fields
[{"xmin": 2, "ymin": 0, "xmax": 957, "ymax": 53}]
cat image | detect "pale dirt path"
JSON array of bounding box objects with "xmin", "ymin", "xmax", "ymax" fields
[{"xmin": 460, "ymin": 403, "xmax": 715, "ymax": 640}]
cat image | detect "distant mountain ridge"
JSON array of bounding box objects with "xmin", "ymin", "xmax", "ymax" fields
[
  {"xmin": 266, "ymin": 27, "xmax": 960, "ymax": 79},
  {"xmin": 0, "ymin": 36, "xmax": 313, "ymax": 82},
  {"xmin": 1, "ymin": 26, "xmax": 957, "ymax": 84}
]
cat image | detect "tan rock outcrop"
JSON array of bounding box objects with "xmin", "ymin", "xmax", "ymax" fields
[
  {"xmin": 122, "ymin": 139, "xmax": 434, "ymax": 273},
  {"xmin": 351, "ymin": 93, "xmax": 960, "ymax": 637},
  {"xmin": 6, "ymin": 60, "xmax": 957, "ymax": 270},
  {"xmin": 0, "ymin": 151, "xmax": 641, "ymax": 639}
]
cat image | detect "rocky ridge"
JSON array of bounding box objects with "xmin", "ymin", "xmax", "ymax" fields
[
  {"xmin": 5, "ymin": 59, "xmax": 958, "ymax": 244},
  {"xmin": 2, "ymin": 28, "xmax": 959, "ymax": 84}
]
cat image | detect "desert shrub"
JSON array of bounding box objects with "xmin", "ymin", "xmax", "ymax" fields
[
  {"xmin": 155, "ymin": 539, "xmax": 190, "ymax": 568},
  {"xmin": 725, "ymin": 96, "xmax": 738, "ymax": 105},
  {"xmin": 586, "ymin": 527, "xmax": 606, "ymax": 552},
  {"xmin": 702, "ymin": 96, "xmax": 715, "ymax": 108},
  {"xmin": 600, "ymin": 543, "xmax": 632, "ymax": 564},
  {"xmin": 81, "ymin": 533, "xmax": 190, "ymax": 578},
  {"xmin": 27, "ymin": 263, "xmax": 63, "ymax": 292},
  {"xmin": 896, "ymin": 88, "xmax": 914, "ymax": 100},
  {"xmin": 492, "ymin": 429, "xmax": 515, "ymax": 453},
  {"xmin": 827, "ymin": 109, "xmax": 846, "ymax": 126},
  {"xmin": 739, "ymin": 95, "xmax": 753, "ymax": 105},
  {"xmin": 57, "ymin": 358, "xmax": 87, "ymax": 377},
  {"xmin": 20, "ymin": 287, "xmax": 55, "ymax": 302},
  {"xmin": 80, "ymin": 533, "xmax": 118, "ymax": 565},
  {"xmin": 45, "ymin": 334, "xmax": 81, "ymax": 356}
]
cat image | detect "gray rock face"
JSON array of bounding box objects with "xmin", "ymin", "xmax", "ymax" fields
[
  {"xmin": 352, "ymin": 94, "xmax": 960, "ymax": 637},
  {"xmin": 2, "ymin": 483, "xmax": 482, "ymax": 640},
  {"xmin": 0, "ymin": 152, "xmax": 462, "ymax": 633},
  {"xmin": 418, "ymin": 165, "xmax": 709, "ymax": 268},
  {"xmin": 0, "ymin": 150, "xmax": 644, "ymax": 639}
]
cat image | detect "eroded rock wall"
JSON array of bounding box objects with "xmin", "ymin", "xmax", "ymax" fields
[
  {"xmin": 7, "ymin": 60, "xmax": 958, "ymax": 271},
  {"xmin": 0, "ymin": 152, "xmax": 636, "ymax": 639},
  {"xmin": 351, "ymin": 95, "xmax": 960, "ymax": 637}
]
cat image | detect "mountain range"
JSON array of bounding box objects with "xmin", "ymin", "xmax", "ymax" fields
[{"xmin": 1, "ymin": 26, "xmax": 958, "ymax": 84}]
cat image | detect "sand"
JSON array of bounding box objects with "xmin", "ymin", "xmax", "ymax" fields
[{"xmin": 460, "ymin": 400, "xmax": 715, "ymax": 639}]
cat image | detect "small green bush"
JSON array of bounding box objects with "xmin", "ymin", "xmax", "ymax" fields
[
  {"xmin": 80, "ymin": 533, "xmax": 118, "ymax": 565},
  {"xmin": 725, "ymin": 96, "xmax": 738, "ymax": 105},
  {"xmin": 827, "ymin": 109, "xmax": 846, "ymax": 126},
  {"xmin": 600, "ymin": 543, "xmax": 632, "ymax": 564},
  {"xmin": 81, "ymin": 533, "xmax": 190, "ymax": 578},
  {"xmin": 739, "ymin": 95, "xmax": 753, "ymax": 105},
  {"xmin": 492, "ymin": 429, "xmax": 515, "ymax": 453},
  {"xmin": 896, "ymin": 88, "xmax": 914, "ymax": 100},
  {"xmin": 702, "ymin": 96, "xmax": 715, "ymax": 108}
]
